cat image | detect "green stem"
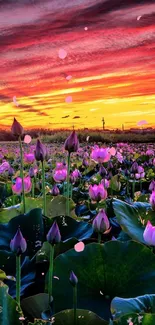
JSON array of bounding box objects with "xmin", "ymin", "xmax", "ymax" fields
[
  {"xmin": 19, "ymin": 137, "xmax": 26, "ymax": 214},
  {"xmin": 73, "ymin": 285, "xmax": 77, "ymax": 325},
  {"xmin": 48, "ymin": 245, "xmax": 54, "ymax": 305},
  {"xmin": 126, "ymin": 178, "xmax": 129, "ymax": 197},
  {"xmin": 12, "ymin": 177, "xmax": 15, "ymax": 205},
  {"xmin": 98, "ymin": 232, "xmax": 102, "ymax": 244},
  {"xmin": 66, "ymin": 153, "xmax": 71, "ymax": 216},
  {"xmin": 32, "ymin": 178, "xmax": 35, "ymax": 198},
  {"xmin": 42, "ymin": 161, "xmax": 47, "ymax": 216},
  {"xmin": 16, "ymin": 255, "xmax": 21, "ymax": 308},
  {"xmin": 140, "ymin": 179, "xmax": 142, "ymax": 192},
  {"xmin": 132, "ymin": 179, "xmax": 135, "ymax": 200}
]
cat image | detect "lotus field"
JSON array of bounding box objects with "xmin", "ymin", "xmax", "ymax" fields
[{"xmin": 0, "ymin": 119, "xmax": 155, "ymax": 325}]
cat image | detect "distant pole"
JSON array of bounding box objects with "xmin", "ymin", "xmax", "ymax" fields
[
  {"xmin": 102, "ymin": 117, "xmax": 105, "ymax": 130},
  {"xmin": 122, "ymin": 124, "xmax": 124, "ymax": 131},
  {"xmin": 72, "ymin": 125, "xmax": 74, "ymax": 130}
]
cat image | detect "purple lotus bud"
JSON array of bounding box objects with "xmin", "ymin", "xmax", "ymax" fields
[
  {"xmin": 143, "ymin": 220, "xmax": 155, "ymax": 246},
  {"xmin": 107, "ymin": 161, "xmax": 113, "ymax": 170},
  {"xmin": 10, "ymin": 228, "xmax": 27, "ymax": 255},
  {"xmin": 34, "ymin": 139, "xmax": 47, "ymax": 162},
  {"xmin": 89, "ymin": 184, "xmax": 107, "ymax": 202},
  {"xmin": 82, "ymin": 158, "xmax": 89, "ymax": 167},
  {"xmin": 92, "ymin": 209, "xmax": 110, "ymax": 233},
  {"xmin": 131, "ymin": 161, "xmax": 139, "ymax": 174},
  {"xmin": 11, "ymin": 118, "xmax": 24, "ymax": 137},
  {"xmin": 29, "ymin": 167, "xmax": 35, "ymax": 178},
  {"xmin": 99, "ymin": 166, "xmax": 107, "ymax": 178},
  {"xmin": 149, "ymin": 180, "xmax": 155, "ymax": 192},
  {"xmin": 8, "ymin": 166, "xmax": 14, "ymax": 177},
  {"xmin": 51, "ymin": 185, "xmax": 60, "ymax": 196},
  {"xmin": 64, "ymin": 131, "xmax": 79, "ymax": 153},
  {"xmin": 150, "ymin": 191, "xmax": 155, "ymax": 211},
  {"xmin": 46, "ymin": 221, "xmax": 61, "ymax": 245},
  {"xmin": 69, "ymin": 271, "xmax": 78, "ymax": 287},
  {"xmin": 124, "ymin": 169, "xmax": 130, "ymax": 177}
]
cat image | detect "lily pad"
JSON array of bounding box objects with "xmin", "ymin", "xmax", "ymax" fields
[
  {"xmin": 111, "ymin": 294, "xmax": 155, "ymax": 318},
  {"xmin": 0, "ymin": 283, "xmax": 22, "ymax": 325},
  {"xmin": 21, "ymin": 293, "xmax": 50, "ymax": 319},
  {"xmin": 53, "ymin": 309, "xmax": 108, "ymax": 324},
  {"xmin": 47, "ymin": 241, "xmax": 155, "ymax": 319},
  {"xmin": 0, "ymin": 250, "xmax": 35, "ymax": 298},
  {"xmin": 0, "ymin": 208, "xmax": 44, "ymax": 255},
  {"xmin": 113, "ymin": 199, "xmax": 145, "ymax": 243}
]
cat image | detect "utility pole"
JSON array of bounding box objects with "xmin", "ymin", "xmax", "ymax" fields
[
  {"xmin": 122, "ymin": 124, "xmax": 124, "ymax": 131},
  {"xmin": 102, "ymin": 117, "xmax": 105, "ymax": 130}
]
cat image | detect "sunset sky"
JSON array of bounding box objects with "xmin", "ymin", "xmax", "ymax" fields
[{"xmin": 0, "ymin": 0, "xmax": 155, "ymax": 130}]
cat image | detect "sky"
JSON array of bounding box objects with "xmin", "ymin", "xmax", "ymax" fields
[{"xmin": 0, "ymin": 0, "xmax": 155, "ymax": 130}]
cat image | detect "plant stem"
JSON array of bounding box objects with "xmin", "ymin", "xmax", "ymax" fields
[
  {"xmin": 19, "ymin": 136, "xmax": 26, "ymax": 214},
  {"xmin": 32, "ymin": 178, "xmax": 35, "ymax": 198},
  {"xmin": 42, "ymin": 161, "xmax": 47, "ymax": 216},
  {"xmin": 132, "ymin": 179, "xmax": 135, "ymax": 200},
  {"xmin": 98, "ymin": 233, "xmax": 102, "ymax": 244},
  {"xmin": 16, "ymin": 255, "xmax": 21, "ymax": 308},
  {"xmin": 48, "ymin": 245, "xmax": 54, "ymax": 305},
  {"xmin": 73, "ymin": 285, "xmax": 77, "ymax": 325},
  {"xmin": 66, "ymin": 153, "xmax": 71, "ymax": 216},
  {"xmin": 140, "ymin": 179, "xmax": 142, "ymax": 192}
]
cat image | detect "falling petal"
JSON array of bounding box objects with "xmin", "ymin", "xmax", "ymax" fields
[
  {"xmin": 66, "ymin": 75, "xmax": 72, "ymax": 81},
  {"xmin": 74, "ymin": 241, "xmax": 85, "ymax": 252},
  {"xmin": 13, "ymin": 96, "xmax": 19, "ymax": 107},
  {"xmin": 24, "ymin": 135, "xmax": 32, "ymax": 144},
  {"xmin": 65, "ymin": 96, "xmax": 72, "ymax": 103},
  {"xmin": 137, "ymin": 15, "xmax": 142, "ymax": 21},
  {"xmin": 53, "ymin": 276, "xmax": 60, "ymax": 280},
  {"xmin": 84, "ymin": 27, "xmax": 88, "ymax": 30},
  {"xmin": 58, "ymin": 49, "xmax": 67, "ymax": 59}
]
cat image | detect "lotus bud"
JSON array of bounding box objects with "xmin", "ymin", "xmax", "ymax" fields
[
  {"xmin": 8, "ymin": 166, "xmax": 14, "ymax": 177},
  {"xmin": 150, "ymin": 191, "xmax": 155, "ymax": 211},
  {"xmin": 143, "ymin": 220, "xmax": 155, "ymax": 246},
  {"xmin": 69, "ymin": 271, "xmax": 78, "ymax": 287},
  {"xmin": 131, "ymin": 161, "xmax": 139, "ymax": 174},
  {"xmin": 149, "ymin": 180, "xmax": 155, "ymax": 192},
  {"xmin": 11, "ymin": 118, "xmax": 24, "ymax": 137},
  {"xmin": 10, "ymin": 228, "xmax": 27, "ymax": 255},
  {"xmin": 46, "ymin": 221, "xmax": 61, "ymax": 245},
  {"xmin": 64, "ymin": 130, "xmax": 79, "ymax": 153},
  {"xmin": 34, "ymin": 139, "xmax": 47, "ymax": 162},
  {"xmin": 51, "ymin": 185, "xmax": 60, "ymax": 196},
  {"xmin": 99, "ymin": 166, "xmax": 107, "ymax": 178},
  {"xmin": 92, "ymin": 209, "xmax": 110, "ymax": 233}
]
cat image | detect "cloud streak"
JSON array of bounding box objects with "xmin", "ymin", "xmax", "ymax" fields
[{"xmin": 0, "ymin": 0, "xmax": 155, "ymax": 129}]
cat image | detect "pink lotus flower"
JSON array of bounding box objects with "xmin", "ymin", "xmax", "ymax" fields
[
  {"xmin": 24, "ymin": 153, "xmax": 35, "ymax": 164},
  {"xmin": 143, "ymin": 220, "xmax": 155, "ymax": 246},
  {"xmin": 0, "ymin": 161, "xmax": 10, "ymax": 173},
  {"xmin": 150, "ymin": 191, "xmax": 155, "ymax": 211},
  {"xmin": 92, "ymin": 209, "xmax": 110, "ymax": 233},
  {"xmin": 53, "ymin": 168, "xmax": 67, "ymax": 182},
  {"xmin": 72, "ymin": 169, "xmax": 81, "ymax": 179},
  {"xmin": 135, "ymin": 166, "xmax": 145, "ymax": 179},
  {"xmin": 12, "ymin": 176, "xmax": 32, "ymax": 195},
  {"xmin": 89, "ymin": 184, "xmax": 107, "ymax": 202},
  {"xmin": 91, "ymin": 147, "xmax": 111, "ymax": 163},
  {"xmin": 149, "ymin": 180, "xmax": 155, "ymax": 192}
]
